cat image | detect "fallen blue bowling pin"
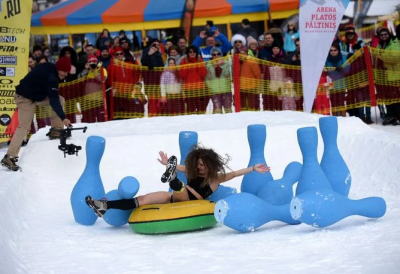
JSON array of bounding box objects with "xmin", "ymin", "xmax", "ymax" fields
[
  {"xmin": 241, "ymin": 125, "xmax": 273, "ymax": 195},
  {"xmin": 207, "ymin": 185, "xmax": 237, "ymax": 202},
  {"xmin": 295, "ymin": 127, "xmax": 332, "ymax": 196},
  {"xmin": 214, "ymin": 193, "xmax": 300, "ymax": 233},
  {"xmin": 118, "ymin": 176, "xmax": 140, "ymax": 199},
  {"xmin": 103, "ymin": 190, "xmax": 133, "ymax": 227},
  {"xmin": 290, "ymin": 189, "xmax": 386, "ymax": 228},
  {"xmin": 258, "ymin": 161, "xmax": 302, "ymax": 205},
  {"xmin": 71, "ymin": 136, "xmax": 106, "ymax": 226},
  {"xmin": 319, "ymin": 117, "xmax": 352, "ymax": 197}
]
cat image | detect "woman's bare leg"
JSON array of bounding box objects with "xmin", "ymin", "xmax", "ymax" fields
[{"xmin": 137, "ymin": 191, "xmax": 173, "ymax": 206}]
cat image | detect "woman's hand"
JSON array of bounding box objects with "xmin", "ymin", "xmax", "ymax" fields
[
  {"xmin": 253, "ymin": 163, "xmax": 271, "ymax": 173},
  {"xmin": 158, "ymin": 151, "xmax": 168, "ymax": 165}
]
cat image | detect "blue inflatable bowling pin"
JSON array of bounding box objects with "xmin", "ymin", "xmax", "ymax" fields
[
  {"xmin": 290, "ymin": 189, "xmax": 386, "ymax": 228},
  {"xmin": 295, "ymin": 127, "xmax": 332, "ymax": 196},
  {"xmin": 319, "ymin": 117, "xmax": 351, "ymax": 197},
  {"xmin": 104, "ymin": 177, "xmax": 140, "ymax": 227},
  {"xmin": 207, "ymin": 185, "xmax": 237, "ymax": 202},
  {"xmin": 71, "ymin": 136, "xmax": 106, "ymax": 226},
  {"xmin": 118, "ymin": 176, "xmax": 140, "ymax": 199},
  {"xmin": 258, "ymin": 161, "xmax": 302, "ymax": 205},
  {"xmin": 169, "ymin": 131, "xmax": 198, "ymax": 192},
  {"xmin": 214, "ymin": 193, "xmax": 300, "ymax": 233},
  {"xmin": 177, "ymin": 131, "xmax": 198, "ymax": 185},
  {"xmin": 241, "ymin": 125, "xmax": 273, "ymax": 195}
]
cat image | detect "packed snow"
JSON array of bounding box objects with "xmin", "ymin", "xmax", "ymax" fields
[{"xmin": 1, "ymin": 110, "xmax": 399, "ymax": 274}]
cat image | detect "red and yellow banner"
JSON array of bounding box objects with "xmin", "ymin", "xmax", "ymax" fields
[{"xmin": 0, "ymin": 0, "xmax": 32, "ymax": 143}]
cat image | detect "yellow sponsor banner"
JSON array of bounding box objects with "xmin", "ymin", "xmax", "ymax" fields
[{"xmin": 0, "ymin": 0, "xmax": 32, "ymax": 143}]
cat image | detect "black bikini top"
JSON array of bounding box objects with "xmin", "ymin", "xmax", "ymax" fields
[{"xmin": 187, "ymin": 177, "xmax": 214, "ymax": 199}]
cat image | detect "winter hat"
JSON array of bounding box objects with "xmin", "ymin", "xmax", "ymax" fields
[
  {"xmin": 87, "ymin": 55, "xmax": 98, "ymax": 64},
  {"xmin": 247, "ymin": 36, "xmax": 258, "ymax": 46},
  {"xmin": 114, "ymin": 46, "xmax": 123, "ymax": 53},
  {"xmin": 211, "ymin": 47, "xmax": 223, "ymax": 56},
  {"xmin": 119, "ymin": 37, "xmax": 129, "ymax": 44},
  {"xmin": 33, "ymin": 44, "xmax": 42, "ymax": 53},
  {"xmin": 231, "ymin": 34, "xmax": 246, "ymax": 47},
  {"xmin": 258, "ymin": 34, "xmax": 265, "ymax": 42},
  {"xmin": 55, "ymin": 57, "xmax": 72, "ymax": 72},
  {"xmin": 271, "ymin": 42, "xmax": 282, "ymax": 49},
  {"xmin": 345, "ymin": 24, "xmax": 356, "ymax": 34},
  {"xmin": 100, "ymin": 45, "xmax": 109, "ymax": 52}
]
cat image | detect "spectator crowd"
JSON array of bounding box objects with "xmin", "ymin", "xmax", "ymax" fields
[{"xmin": 26, "ymin": 19, "xmax": 400, "ymax": 126}]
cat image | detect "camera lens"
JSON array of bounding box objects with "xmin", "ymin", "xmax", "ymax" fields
[{"xmin": 90, "ymin": 64, "xmax": 97, "ymax": 69}]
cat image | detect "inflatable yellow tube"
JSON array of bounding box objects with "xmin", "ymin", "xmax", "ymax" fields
[{"xmin": 129, "ymin": 200, "xmax": 217, "ymax": 234}]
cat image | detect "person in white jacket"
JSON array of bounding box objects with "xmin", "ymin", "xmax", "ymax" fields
[{"xmin": 159, "ymin": 58, "xmax": 184, "ymax": 115}]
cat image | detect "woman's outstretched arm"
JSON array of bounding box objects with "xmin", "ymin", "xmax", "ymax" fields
[
  {"xmin": 157, "ymin": 151, "xmax": 186, "ymax": 173},
  {"xmin": 217, "ymin": 164, "xmax": 271, "ymax": 184}
]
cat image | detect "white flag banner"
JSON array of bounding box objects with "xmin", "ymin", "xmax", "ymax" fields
[{"xmin": 299, "ymin": 0, "xmax": 350, "ymax": 113}]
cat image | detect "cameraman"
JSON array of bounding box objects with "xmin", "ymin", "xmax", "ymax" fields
[
  {"xmin": 141, "ymin": 38, "xmax": 164, "ymax": 69},
  {"xmin": 192, "ymin": 29, "xmax": 231, "ymax": 61},
  {"xmin": 1, "ymin": 57, "xmax": 72, "ymax": 171}
]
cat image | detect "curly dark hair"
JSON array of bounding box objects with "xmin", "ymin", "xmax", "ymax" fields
[{"xmin": 185, "ymin": 145, "xmax": 231, "ymax": 186}]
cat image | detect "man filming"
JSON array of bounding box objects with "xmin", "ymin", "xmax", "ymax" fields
[{"xmin": 1, "ymin": 57, "xmax": 72, "ymax": 171}]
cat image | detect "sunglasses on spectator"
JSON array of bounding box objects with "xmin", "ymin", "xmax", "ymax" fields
[
  {"xmin": 212, "ymin": 53, "xmax": 221, "ymax": 56},
  {"xmin": 380, "ymin": 33, "xmax": 389, "ymax": 37},
  {"xmin": 234, "ymin": 40, "xmax": 242, "ymax": 44},
  {"xmin": 115, "ymin": 52, "xmax": 123, "ymax": 56}
]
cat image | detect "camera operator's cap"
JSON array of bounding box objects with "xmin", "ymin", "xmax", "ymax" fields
[
  {"xmin": 55, "ymin": 57, "xmax": 72, "ymax": 72},
  {"xmin": 87, "ymin": 55, "xmax": 98, "ymax": 64}
]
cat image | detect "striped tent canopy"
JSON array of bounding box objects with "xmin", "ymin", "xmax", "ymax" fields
[{"xmin": 31, "ymin": 0, "xmax": 299, "ymax": 35}]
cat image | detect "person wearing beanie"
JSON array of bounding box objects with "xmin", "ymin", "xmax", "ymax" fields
[
  {"xmin": 32, "ymin": 44, "xmax": 43, "ymax": 58},
  {"xmin": 377, "ymin": 26, "xmax": 400, "ymax": 126},
  {"xmin": 1, "ymin": 58, "xmax": 72, "ymax": 171},
  {"xmin": 247, "ymin": 36, "xmax": 259, "ymax": 57},
  {"xmin": 231, "ymin": 33, "xmax": 247, "ymax": 54},
  {"xmin": 341, "ymin": 24, "xmax": 364, "ymax": 56},
  {"xmin": 238, "ymin": 45, "xmax": 262, "ymax": 111},
  {"xmin": 98, "ymin": 45, "xmax": 111, "ymax": 69}
]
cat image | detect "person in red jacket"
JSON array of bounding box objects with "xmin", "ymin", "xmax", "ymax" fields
[{"xmin": 179, "ymin": 45, "xmax": 209, "ymax": 114}]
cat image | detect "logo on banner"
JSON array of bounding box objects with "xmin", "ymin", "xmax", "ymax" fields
[
  {"xmin": 0, "ymin": 113, "xmax": 11, "ymax": 126},
  {"xmin": 0, "ymin": 90, "xmax": 14, "ymax": 97},
  {"xmin": 0, "ymin": 35, "xmax": 16, "ymax": 43},
  {"xmin": 2, "ymin": 0, "xmax": 21, "ymax": 20},
  {"xmin": 0, "ymin": 67, "xmax": 14, "ymax": 76},
  {"xmin": 0, "ymin": 26, "xmax": 25, "ymax": 34},
  {"xmin": 0, "ymin": 45, "xmax": 24, "ymax": 53},
  {"xmin": 0, "ymin": 78, "xmax": 13, "ymax": 88},
  {"xmin": 0, "ymin": 55, "xmax": 17, "ymax": 64}
]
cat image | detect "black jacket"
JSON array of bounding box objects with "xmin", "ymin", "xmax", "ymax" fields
[
  {"xmin": 141, "ymin": 48, "xmax": 164, "ymax": 70},
  {"xmin": 16, "ymin": 63, "xmax": 66, "ymax": 120}
]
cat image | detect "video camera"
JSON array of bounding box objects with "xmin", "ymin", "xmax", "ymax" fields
[{"xmin": 54, "ymin": 127, "xmax": 87, "ymax": 158}]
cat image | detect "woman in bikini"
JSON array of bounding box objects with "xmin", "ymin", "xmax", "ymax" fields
[{"xmin": 85, "ymin": 145, "xmax": 270, "ymax": 217}]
